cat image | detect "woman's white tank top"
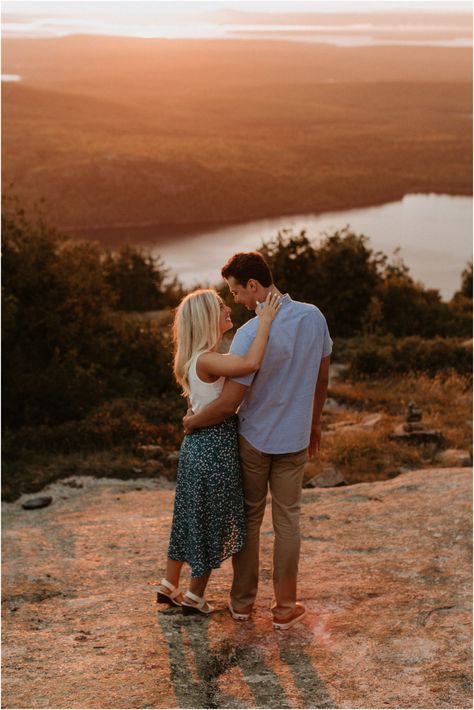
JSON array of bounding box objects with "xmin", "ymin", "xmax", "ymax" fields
[{"xmin": 187, "ymin": 351, "xmax": 224, "ymax": 413}]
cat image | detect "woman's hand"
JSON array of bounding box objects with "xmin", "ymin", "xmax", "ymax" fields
[{"xmin": 257, "ymin": 292, "xmax": 281, "ymax": 322}]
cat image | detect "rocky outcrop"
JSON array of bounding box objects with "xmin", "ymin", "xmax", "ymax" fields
[
  {"xmin": 304, "ymin": 466, "xmax": 347, "ymax": 488},
  {"xmin": 327, "ymin": 413, "xmax": 384, "ymax": 434},
  {"xmin": 1, "ymin": 468, "xmax": 472, "ymax": 709}
]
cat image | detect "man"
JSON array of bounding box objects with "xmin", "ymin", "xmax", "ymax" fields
[{"xmin": 183, "ymin": 251, "xmax": 332, "ymax": 630}]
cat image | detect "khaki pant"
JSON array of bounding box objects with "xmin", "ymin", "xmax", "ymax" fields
[{"xmin": 230, "ymin": 435, "xmax": 307, "ymax": 618}]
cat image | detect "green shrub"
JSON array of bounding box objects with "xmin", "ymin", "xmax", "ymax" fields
[
  {"xmin": 260, "ymin": 228, "xmax": 381, "ymax": 337},
  {"xmin": 346, "ymin": 337, "xmax": 472, "ymax": 378},
  {"xmin": 103, "ymin": 245, "xmax": 172, "ymax": 311},
  {"xmin": 258, "ymin": 229, "xmax": 473, "ymax": 338},
  {"xmin": 2, "ymin": 201, "xmax": 179, "ymax": 428},
  {"xmin": 3, "ymin": 392, "xmax": 184, "ymax": 458}
]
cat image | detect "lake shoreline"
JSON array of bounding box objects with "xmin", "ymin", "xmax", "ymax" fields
[
  {"xmin": 59, "ymin": 188, "xmax": 473, "ymax": 249},
  {"xmin": 55, "ymin": 192, "xmax": 473, "ymax": 300}
]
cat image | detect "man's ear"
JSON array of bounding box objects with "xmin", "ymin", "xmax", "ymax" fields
[{"xmin": 247, "ymin": 279, "xmax": 259, "ymax": 292}]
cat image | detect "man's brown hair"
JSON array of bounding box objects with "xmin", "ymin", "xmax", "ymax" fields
[{"xmin": 221, "ymin": 252, "xmax": 273, "ymax": 287}]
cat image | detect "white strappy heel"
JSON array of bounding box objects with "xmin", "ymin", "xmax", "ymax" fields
[
  {"xmin": 181, "ymin": 590, "xmax": 214, "ymax": 616},
  {"xmin": 155, "ymin": 578, "xmax": 183, "ymax": 607}
]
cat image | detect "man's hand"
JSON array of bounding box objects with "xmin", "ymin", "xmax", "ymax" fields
[
  {"xmin": 309, "ymin": 356, "xmax": 330, "ymax": 458},
  {"xmin": 181, "ymin": 380, "xmax": 248, "ymax": 433},
  {"xmin": 183, "ymin": 407, "xmax": 194, "ymax": 435},
  {"xmin": 308, "ymin": 423, "xmax": 321, "ymax": 458}
]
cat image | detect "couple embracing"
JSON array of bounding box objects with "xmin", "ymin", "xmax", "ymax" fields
[{"xmin": 156, "ymin": 251, "xmax": 332, "ymax": 630}]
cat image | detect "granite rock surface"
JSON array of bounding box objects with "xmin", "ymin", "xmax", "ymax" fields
[{"xmin": 2, "ymin": 468, "xmax": 472, "ymax": 709}]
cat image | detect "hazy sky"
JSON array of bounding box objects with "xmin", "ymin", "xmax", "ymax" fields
[
  {"xmin": 4, "ymin": 0, "xmax": 471, "ymax": 43},
  {"xmin": 3, "ymin": 1, "xmax": 472, "ymax": 15}
]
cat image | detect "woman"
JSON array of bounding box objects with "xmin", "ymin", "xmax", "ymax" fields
[{"xmin": 156, "ymin": 288, "xmax": 280, "ymax": 615}]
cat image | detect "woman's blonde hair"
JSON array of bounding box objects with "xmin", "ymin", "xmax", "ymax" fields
[{"xmin": 172, "ymin": 288, "xmax": 222, "ymax": 395}]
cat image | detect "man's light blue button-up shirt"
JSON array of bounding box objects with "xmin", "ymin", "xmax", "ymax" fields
[{"xmin": 229, "ymin": 294, "xmax": 333, "ymax": 454}]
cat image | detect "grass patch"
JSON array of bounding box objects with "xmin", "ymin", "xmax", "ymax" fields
[
  {"xmin": 3, "ymin": 371, "xmax": 471, "ymax": 501},
  {"xmin": 312, "ymin": 425, "xmax": 425, "ymax": 485},
  {"xmin": 2, "ymin": 392, "xmax": 185, "ymax": 501},
  {"xmin": 315, "ymin": 371, "xmax": 472, "ymax": 484}
]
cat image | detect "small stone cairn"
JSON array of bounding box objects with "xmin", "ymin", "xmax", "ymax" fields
[{"xmin": 390, "ymin": 401, "xmax": 443, "ymax": 446}]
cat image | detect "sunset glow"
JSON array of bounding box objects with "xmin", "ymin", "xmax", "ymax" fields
[
  {"xmin": 2, "ymin": 1, "xmax": 472, "ymax": 44},
  {"xmin": 2, "ymin": 0, "xmax": 472, "ymax": 294}
]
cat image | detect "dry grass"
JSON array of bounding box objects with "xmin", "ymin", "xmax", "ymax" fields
[
  {"xmin": 3, "ymin": 372, "xmax": 471, "ymax": 500},
  {"xmin": 311, "ymin": 372, "xmax": 472, "ymax": 484}
]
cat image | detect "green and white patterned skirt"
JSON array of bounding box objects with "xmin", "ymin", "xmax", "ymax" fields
[{"xmin": 168, "ymin": 415, "xmax": 245, "ymax": 578}]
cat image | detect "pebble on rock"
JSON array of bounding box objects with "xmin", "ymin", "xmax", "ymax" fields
[{"xmin": 21, "ymin": 496, "xmax": 53, "ymax": 510}]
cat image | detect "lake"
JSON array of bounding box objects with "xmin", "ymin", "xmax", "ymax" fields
[{"xmin": 147, "ymin": 194, "xmax": 472, "ymax": 300}]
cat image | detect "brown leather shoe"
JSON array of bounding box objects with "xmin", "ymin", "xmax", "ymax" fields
[{"xmin": 272, "ymin": 603, "xmax": 307, "ymax": 630}]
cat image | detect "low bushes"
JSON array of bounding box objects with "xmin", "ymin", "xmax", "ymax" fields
[
  {"xmin": 344, "ymin": 336, "xmax": 472, "ymax": 378},
  {"xmin": 3, "ymin": 393, "xmax": 184, "ymax": 458}
]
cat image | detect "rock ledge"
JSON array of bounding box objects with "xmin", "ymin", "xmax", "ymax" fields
[{"xmin": 2, "ymin": 468, "xmax": 472, "ymax": 709}]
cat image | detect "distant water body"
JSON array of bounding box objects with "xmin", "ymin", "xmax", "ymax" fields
[
  {"xmin": 148, "ymin": 194, "xmax": 472, "ymax": 300},
  {"xmin": 2, "ymin": 17, "xmax": 472, "ymax": 47}
]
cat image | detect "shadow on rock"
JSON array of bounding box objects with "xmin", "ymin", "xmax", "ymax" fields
[{"xmin": 157, "ymin": 611, "xmax": 336, "ymax": 709}]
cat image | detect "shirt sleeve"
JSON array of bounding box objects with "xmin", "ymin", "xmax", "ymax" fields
[
  {"xmin": 322, "ymin": 318, "xmax": 333, "ymax": 357},
  {"xmin": 228, "ymin": 328, "xmax": 256, "ymax": 387}
]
